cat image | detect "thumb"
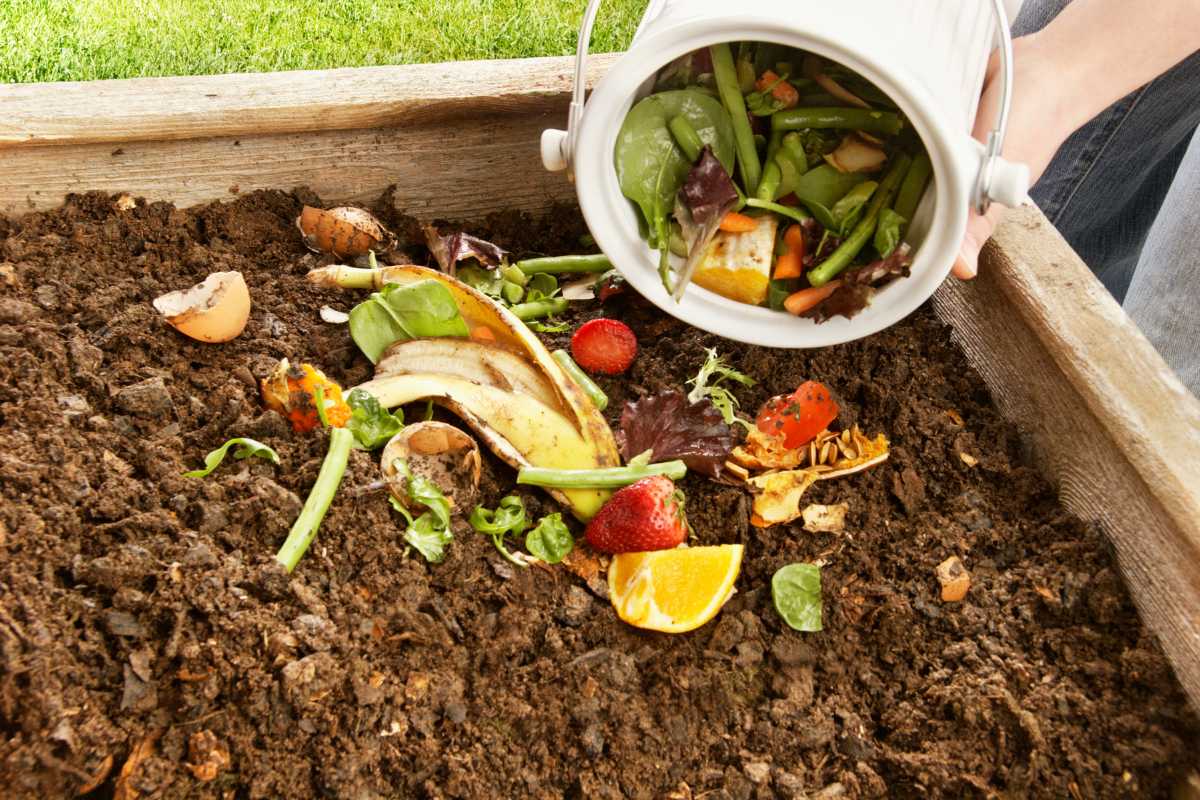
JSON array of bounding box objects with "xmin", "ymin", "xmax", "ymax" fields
[{"xmin": 952, "ymin": 203, "xmax": 1006, "ymax": 280}]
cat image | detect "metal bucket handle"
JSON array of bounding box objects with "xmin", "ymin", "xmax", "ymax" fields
[{"xmin": 551, "ymin": 0, "xmax": 1016, "ymax": 215}]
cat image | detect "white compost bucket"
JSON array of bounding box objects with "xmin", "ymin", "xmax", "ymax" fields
[{"xmin": 542, "ymin": 0, "xmax": 1030, "ymax": 348}]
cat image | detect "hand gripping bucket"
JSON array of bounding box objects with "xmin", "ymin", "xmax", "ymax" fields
[{"xmin": 542, "ymin": 0, "xmax": 1030, "ymax": 348}]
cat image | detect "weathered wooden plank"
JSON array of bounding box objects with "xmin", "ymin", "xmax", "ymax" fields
[
  {"xmin": 0, "ymin": 54, "xmax": 619, "ymax": 148},
  {"xmin": 0, "ymin": 110, "xmax": 576, "ymax": 217},
  {"xmin": 934, "ymin": 206, "xmax": 1200, "ymax": 707}
]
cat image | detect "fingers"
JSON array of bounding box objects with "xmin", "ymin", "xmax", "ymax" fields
[{"xmin": 952, "ymin": 203, "xmax": 1007, "ymax": 280}]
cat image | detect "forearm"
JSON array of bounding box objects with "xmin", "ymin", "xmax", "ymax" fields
[{"xmin": 1028, "ymin": 0, "xmax": 1200, "ymax": 134}]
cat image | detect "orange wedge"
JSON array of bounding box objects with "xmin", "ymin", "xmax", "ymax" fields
[{"xmin": 608, "ymin": 545, "xmax": 744, "ymax": 633}]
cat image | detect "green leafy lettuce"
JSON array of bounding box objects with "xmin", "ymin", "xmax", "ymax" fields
[
  {"xmin": 873, "ymin": 208, "xmax": 906, "ymax": 259},
  {"xmin": 469, "ymin": 495, "xmax": 530, "ymax": 567},
  {"xmin": 349, "ymin": 279, "xmax": 469, "ymax": 363},
  {"xmin": 389, "ymin": 458, "xmax": 454, "ymax": 563},
  {"xmin": 525, "ymin": 512, "xmax": 573, "ymax": 564},
  {"xmin": 686, "ymin": 348, "xmax": 755, "ymax": 429},
  {"xmin": 183, "ymin": 437, "xmax": 279, "ymax": 478},
  {"xmin": 345, "ymin": 388, "xmax": 404, "ymax": 450}
]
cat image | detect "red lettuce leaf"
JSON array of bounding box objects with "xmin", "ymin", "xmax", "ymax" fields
[
  {"xmin": 617, "ymin": 390, "xmax": 737, "ymax": 479},
  {"xmin": 841, "ymin": 242, "xmax": 912, "ymax": 285},
  {"xmin": 679, "ymin": 146, "xmax": 739, "ymax": 228},
  {"xmin": 423, "ymin": 225, "xmax": 508, "ymax": 276}
]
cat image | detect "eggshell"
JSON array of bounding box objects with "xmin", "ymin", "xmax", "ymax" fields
[
  {"xmin": 296, "ymin": 206, "xmax": 390, "ymax": 257},
  {"xmin": 153, "ymin": 271, "xmax": 251, "ymax": 343}
]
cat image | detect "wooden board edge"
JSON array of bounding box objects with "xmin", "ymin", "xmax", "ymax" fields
[{"xmin": 0, "ymin": 53, "xmax": 621, "ymax": 149}]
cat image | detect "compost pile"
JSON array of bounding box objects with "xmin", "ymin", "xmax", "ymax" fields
[{"xmin": 1, "ymin": 190, "xmax": 1197, "ymax": 799}]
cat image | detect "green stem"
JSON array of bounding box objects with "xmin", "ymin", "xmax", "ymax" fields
[
  {"xmin": 275, "ymin": 426, "xmax": 354, "ymax": 573},
  {"xmin": 552, "ymin": 349, "xmax": 608, "ymax": 411},
  {"xmin": 711, "ymin": 42, "xmax": 761, "ymax": 195},
  {"xmin": 893, "ymin": 151, "xmax": 932, "ymax": 225},
  {"xmin": 756, "ymin": 161, "xmax": 782, "ymax": 202},
  {"xmin": 668, "ymin": 115, "xmax": 704, "ymax": 163},
  {"xmin": 772, "ymin": 107, "xmax": 903, "ymax": 137},
  {"xmin": 515, "ymin": 254, "xmax": 612, "ymax": 274},
  {"xmin": 807, "ymin": 153, "xmax": 912, "ymax": 287},
  {"xmin": 743, "ymin": 198, "xmax": 812, "ymax": 224},
  {"xmin": 517, "ymin": 460, "xmax": 688, "ymax": 489},
  {"xmin": 510, "ymin": 297, "xmax": 569, "ymax": 320}
]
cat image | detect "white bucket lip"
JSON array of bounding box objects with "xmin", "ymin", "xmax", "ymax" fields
[{"xmin": 575, "ymin": 15, "xmax": 970, "ymax": 349}]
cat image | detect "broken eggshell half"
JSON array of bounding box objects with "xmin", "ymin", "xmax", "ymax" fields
[
  {"xmin": 381, "ymin": 422, "xmax": 482, "ymax": 513},
  {"xmin": 152, "ymin": 270, "xmax": 251, "ymax": 343},
  {"xmin": 296, "ymin": 205, "xmax": 393, "ymax": 258}
]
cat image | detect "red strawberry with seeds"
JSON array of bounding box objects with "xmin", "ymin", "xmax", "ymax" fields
[
  {"xmin": 585, "ymin": 476, "xmax": 688, "ymax": 554},
  {"xmin": 571, "ymin": 318, "xmax": 637, "ymax": 375}
]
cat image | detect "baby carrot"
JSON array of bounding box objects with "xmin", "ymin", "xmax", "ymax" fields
[
  {"xmin": 783, "ymin": 281, "xmax": 841, "ymax": 316},
  {"xmin": 719, "ymin": 211, "xmax": 759, "ymax": 233},
  {"xmin": 773, "ymin": 225, "xmax": 806, "ymax": 280}
]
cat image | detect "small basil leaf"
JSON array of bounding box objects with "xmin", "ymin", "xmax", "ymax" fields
[
  {"xmin": 772, "ymin": 563, "xmax": 823, "ymax": 632},
  {"xmin": 873, "ymin": 208, "xmax": 906, "ymax": 259}
]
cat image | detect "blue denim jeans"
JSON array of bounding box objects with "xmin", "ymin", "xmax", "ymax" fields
[{"xmin": 1014, "ymin": 0, "xmax": 1200, "ymax": 394}]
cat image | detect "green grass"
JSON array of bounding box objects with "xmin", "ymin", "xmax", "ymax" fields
[{"xmin": 0, "ymin": 0, "xmax": 643, "ymax": 83}]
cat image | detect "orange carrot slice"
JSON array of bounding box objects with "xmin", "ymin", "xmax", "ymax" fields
[
  {"xmin": 719, "ymin": 212, "xmax": 758, "ymax": 233},
  {"xmin": 783, "ymin": 281, "xmax": 841, "ymax": 316},
  {"xmin": 773, "ymin": 225, "xmax": 806, "ymax": 280}
]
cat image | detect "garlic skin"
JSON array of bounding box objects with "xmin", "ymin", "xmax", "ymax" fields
[{"xmin": 153, "ymin": 271, "xmax": 251, "ymax": 343}]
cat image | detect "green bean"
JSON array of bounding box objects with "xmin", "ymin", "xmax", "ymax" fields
[
  {"xmin": 500, "ymin": 263, "xmax": 528, "ymax": 286},
  {"xmin": 515, "ymin": 254, "xmax": 612, "ymax": 274},
  {"xmin": 743, "ymin": 198, "xmax": 812, "ymax": 225},
  {"xmin": 552, "ymin": 350, "xmax": 608, "ymax": 411},
  {"xmin": 772, "ymin": 132, "xmax": 809, "ymax": 199},
  {"xmin": 500, "ymin": 280, "xmax": 524, "ymax": 305},
  {"xmin": 518, "ymin": 460, "xmax": 687, "ymax": 489},
  {"xmin": 756, "ymin": 162, "xmax": 782, "ymax": 202},
  {"xmin": 668, "ymin": 115, "xmax": 704, "ymax": 163},
  {"xmin": 807, "ymin": 153, "xmax": 912, "ymax": 287},
  {"xmin": 765, "ymin": 130, "xmax": 784, "ymax": 163},
  {"xmin": 894, "ymin": 152, "xmax": 932, "ymax": 225},
  {"xmin": 778, "ymin": 132, "xmax": 809, "ymax": 175},
  {"xmin": 772, "ymin": 107, "xmax": 903, "ymax": 137},
  {"xmin": 510, "ymin": 297, "xmax": 569, "ymax": 321},
  {"xmin": 711, "ymin": 42, "xmax": 762, "ymax": 195}
]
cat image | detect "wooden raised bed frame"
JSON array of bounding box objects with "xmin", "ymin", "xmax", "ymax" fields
[{"xmin": 3, "ymin": 56, "xmax": 1199, "ymax": 709}]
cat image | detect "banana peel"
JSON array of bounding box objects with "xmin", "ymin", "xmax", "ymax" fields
[
  {"xmin": 357, "ymin": 265, "xmax": 617, "ymax": 459},
  {"xmin": 376, "ymin": 338, "xmax": 559, "ymax": 410},
  {"xmin": 355, "ymin": 373, "xmax": 612, "ymax": 520}
]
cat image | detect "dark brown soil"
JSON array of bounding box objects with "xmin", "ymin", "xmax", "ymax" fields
[{"xmin": 1, "ymin": 189, "xmax": 1197, "ymax": 799}]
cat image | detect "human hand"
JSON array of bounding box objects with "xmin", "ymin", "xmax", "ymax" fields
[{"xmin": 953, "ymin": 35, "xmax": 1074, "ymax": 279}]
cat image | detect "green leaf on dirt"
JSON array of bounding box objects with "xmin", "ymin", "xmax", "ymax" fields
[
  {"xmin": 183, "ymin": 437, "xmax": 279, "ymax": 478},
  {"xmin": 349, "ymin": 278, "xmax": 469, "ymax": 363},
  {"xmin": 525, "ymin": 512, "xmax": 573, "ymax": 564},
  {"xmin": 772, "ymin": 562, "xmax": 823, "ymax": 632},
  {"xmin": 469, "ymin": 495, "xmax": 530, "ymax": 567},
  {"xmin": 389, "ymin": 458, "xmax": 454, "ymax": 562},
  {"xmin": 686, "ymin": 348, "xmax": 755, "ymax": 429},
  {"xmin": 345, "ymin": 388, "xmax": 404, "ymax": 450}
]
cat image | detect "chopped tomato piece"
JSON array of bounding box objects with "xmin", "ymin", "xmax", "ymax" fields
[{"xmin": 755, "ymin": 380, "xmax": 839, "ymax": 448}]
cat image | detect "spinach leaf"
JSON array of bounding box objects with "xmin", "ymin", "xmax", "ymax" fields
[
  {"xmin": 772, "ymin": 563, "xmax": 823, "ymax": 632},
  {"xmin": 873, "ymin": 208, "xmax": 906, "ymax": 258},
  {"xmin": 830, "ymin": 180, "xmax": 878, "ymax": 237},
  {"xmin": 469, "ymin": 495, "xmax": 531, "ymax": 567},
  {"xmin": 525, "ymin": 273, "xmax": 559, "ymax": 302},
  {"xmin": 345, "ymin": 388, "xmax": 404, "ymax": 450},
  {"xmin": 792, "ymin": 164, "xmax": 870, "ymax": 231},
  {"xmin": 525, "ymin": 512, "xmax": 573, "ymax": 564},
  {"xmin": 349, "ymin": 279, "xmax": 469, "ymax": 363},
  {"xmin": 389, "ymin": 458, "xmax": 454, "ymax": 563},
  {"xmin": 183, "ymin": 437, "xmax": 279, "ymax": 478},
  {"xmin": 458, "ymin": 265, "xmax": 505, "ymax": 298},
  {"xmin": 615, "ymin": 89, "xmax": 736, "ymax": 257}
]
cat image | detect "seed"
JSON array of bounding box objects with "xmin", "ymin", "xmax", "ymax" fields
[{"xmin": 819, "ymin": 442, "xmax": 832, "ymax": 464}]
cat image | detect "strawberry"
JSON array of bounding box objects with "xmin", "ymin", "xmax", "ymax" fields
[
  {"xmin": 571, "ymin": 318, "xmax": 637, "ymax": 375},
  {"xmin": 585, "ymin": 476, "xmax": 688, "ymax": 554}
]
